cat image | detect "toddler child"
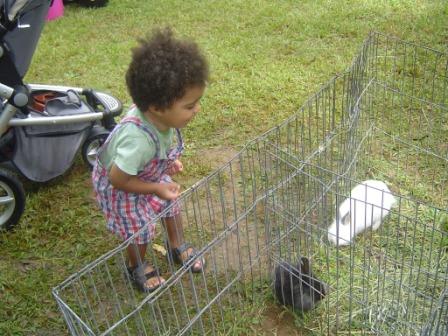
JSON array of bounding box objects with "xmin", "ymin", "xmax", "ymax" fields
[{"xmin": 92, "ymin": 27, "xmax": 208, "ymax": 292}]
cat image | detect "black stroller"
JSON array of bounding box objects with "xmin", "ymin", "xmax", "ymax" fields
[{"xmin": 0, "ymin": 0, "xmax": 122, "ymax": 230}]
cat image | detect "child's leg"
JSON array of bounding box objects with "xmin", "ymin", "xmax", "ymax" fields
[
  {"xmin": 127, "ymin": 243, "xmax": 165, "ymax": 289},
  {"xmin": 163, "ymin": 214, "xmax": 203, "ymax": 270},
  {"xmin": 127, "ymin": 243, "xmax": 147, "ymax": 267},
  {"xmin": 163, "ymin": 214, "xmax": 184, "ymax": 247}
]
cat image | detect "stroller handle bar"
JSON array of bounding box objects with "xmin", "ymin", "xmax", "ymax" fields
[
  {"xmin": 0, "ymin": 81, "xmax": 30, "ymax": 135},
  {"xmin": 0, "ymin": 81, "xmax": 14, "ymax": 98},
  {"xmin": 9, "ymin": 111, "xmax": 105, "ymax": 126},
  {"xmin": 0, "ymin": 82, "xmax": 28, "ymax": 105},
  {"xmin": 0, "ymin": 103, "xmax": 19, "ymax": 135},
  {"xmin": 0, "ymin": 83, "xmax": 122, "ymax": 136},
  {"xmin": 9, "ymin": 111, "xmax": 104, "ymax": 126}
]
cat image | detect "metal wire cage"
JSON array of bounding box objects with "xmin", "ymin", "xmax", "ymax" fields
[{"xmin": 53, "ymin": 32, "xmax": 448, "ymax": 335}]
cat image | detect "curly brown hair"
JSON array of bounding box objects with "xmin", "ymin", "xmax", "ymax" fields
[{"xmin": 125, "ymin": 27, "xmax": 209, "ymax": 112}]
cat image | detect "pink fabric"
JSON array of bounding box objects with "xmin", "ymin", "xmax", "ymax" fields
[{"xmin": 46, "ymin": 0, "xmax": 64, "ymax": 21}]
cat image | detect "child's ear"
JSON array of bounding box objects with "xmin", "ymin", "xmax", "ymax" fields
[
  {"xmin": 147, "ymin": 105, "xmax": 163, "ymax": 115},
  {"xmin": 146, "ymin": 105, "xmax": 157, "ymax": 114}
]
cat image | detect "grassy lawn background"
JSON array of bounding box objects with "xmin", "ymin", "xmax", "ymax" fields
[{"xmin": 0, "ymin": 0, "xmax": 447, "ymax": 334}]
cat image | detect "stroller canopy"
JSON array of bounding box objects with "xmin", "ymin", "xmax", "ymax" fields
[{"xmin": 1, "ymin": 0, "xmax": 50, "ymax": 80}]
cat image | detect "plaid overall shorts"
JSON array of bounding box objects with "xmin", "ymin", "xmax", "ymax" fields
[{"xmin": 92, "ymin": 116, "xmax": 184, "ymax": 244}]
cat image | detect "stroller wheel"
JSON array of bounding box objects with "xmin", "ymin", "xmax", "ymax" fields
[
  {"xmin": 67, "ymin": 0, "xmax": 109, "ymax": 8},
  {"xmin": 82, "ymin": 131, "xmax": 109, "ymax": 170},
  {"xmin": 0, "ymin": 168, "xmax": 25, "ymax": 231}
]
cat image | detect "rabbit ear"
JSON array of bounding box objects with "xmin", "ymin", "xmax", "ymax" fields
[
  {"xmin": 341, "ymin": 212, "xmax": 351, "ymax": 226},
  {"xmin": 338, "ymin": 197, "xmax": 351, "ymax": 225},
  {"xmin": 300, "ymin": 257, "xmax": 311, "ymax": 274}
]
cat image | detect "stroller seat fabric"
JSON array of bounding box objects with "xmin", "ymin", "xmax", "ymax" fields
[{"xmin": 12, "ymin": 90, "xmax": 94, "ymax": 182}]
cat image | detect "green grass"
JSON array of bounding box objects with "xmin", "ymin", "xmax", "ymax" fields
[{"xmin": 1, "ymin": 0, "xmax": 447, "ymax": 335}]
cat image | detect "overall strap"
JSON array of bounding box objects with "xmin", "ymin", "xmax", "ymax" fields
[
  {"xmin": 120, "ymin": 116, "xmax": 161, "ymax": 156},
  {"xmin": 173, "ymin": 128, "xmax": 185, "ymax": 154},
  {"xmin": 97, "ymin": 116, "xmax": 161, "ymax": 158}
]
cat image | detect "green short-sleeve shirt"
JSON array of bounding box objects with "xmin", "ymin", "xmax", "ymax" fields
[{"xmin": 99, "ymin": 107, "xmax": 174, "ymax": 175}]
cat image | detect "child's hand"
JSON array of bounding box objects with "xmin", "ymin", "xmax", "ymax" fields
[
  {"xmin": 155, "ymin": 182, "xmax": 181, "ymax": 200},
  {"xmin": 167, "ymin": 159, "xmax": 183, "ymax": 176}
]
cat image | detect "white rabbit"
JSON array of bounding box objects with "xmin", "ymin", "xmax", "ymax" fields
[{"xmin": 327, "ymin": 180, "xmax": 396, "ymax": 246}]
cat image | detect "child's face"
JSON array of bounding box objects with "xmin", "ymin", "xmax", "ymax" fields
[{"xmin": 151, "ymin": 85, "xmax": 205, "ymax": 130}]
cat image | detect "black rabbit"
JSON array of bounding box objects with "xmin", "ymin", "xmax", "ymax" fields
[{"xmin": 274, "ymin": 257, "xmax": 328, "ymax": 312}]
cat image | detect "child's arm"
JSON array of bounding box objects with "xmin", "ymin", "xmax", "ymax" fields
[{"xmin": 109, "ymin": 164, "xmax": 180, "ymax": 200}]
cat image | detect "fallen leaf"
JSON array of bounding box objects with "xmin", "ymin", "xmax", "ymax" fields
[{"xmin": 152, "ymin": 243, "xmax": 167, "ymax": 256}]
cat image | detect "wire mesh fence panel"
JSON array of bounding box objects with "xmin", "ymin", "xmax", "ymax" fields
[
  {"xmin": 54, "ymin": 32, "xmax": 447, "ymax": 335},
  {"xmin": 421, "ymin": 289, "xmax": 448, "ymax": 336},
  {"xmin": 264, "ymin": 158, "xmax": 447, "ymax": 335}
]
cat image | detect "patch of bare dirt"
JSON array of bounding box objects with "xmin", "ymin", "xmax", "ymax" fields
[
  {"xmin": 194, "ymin": 146, "xmax": 240, "ymax": 170},
  {"xmin": 256, "ymin": 305, "xmax": 307, "ymax": 336},
  {"xmin": 177, "ymin": 146, "xmax": 239, "ymax": 189}
]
